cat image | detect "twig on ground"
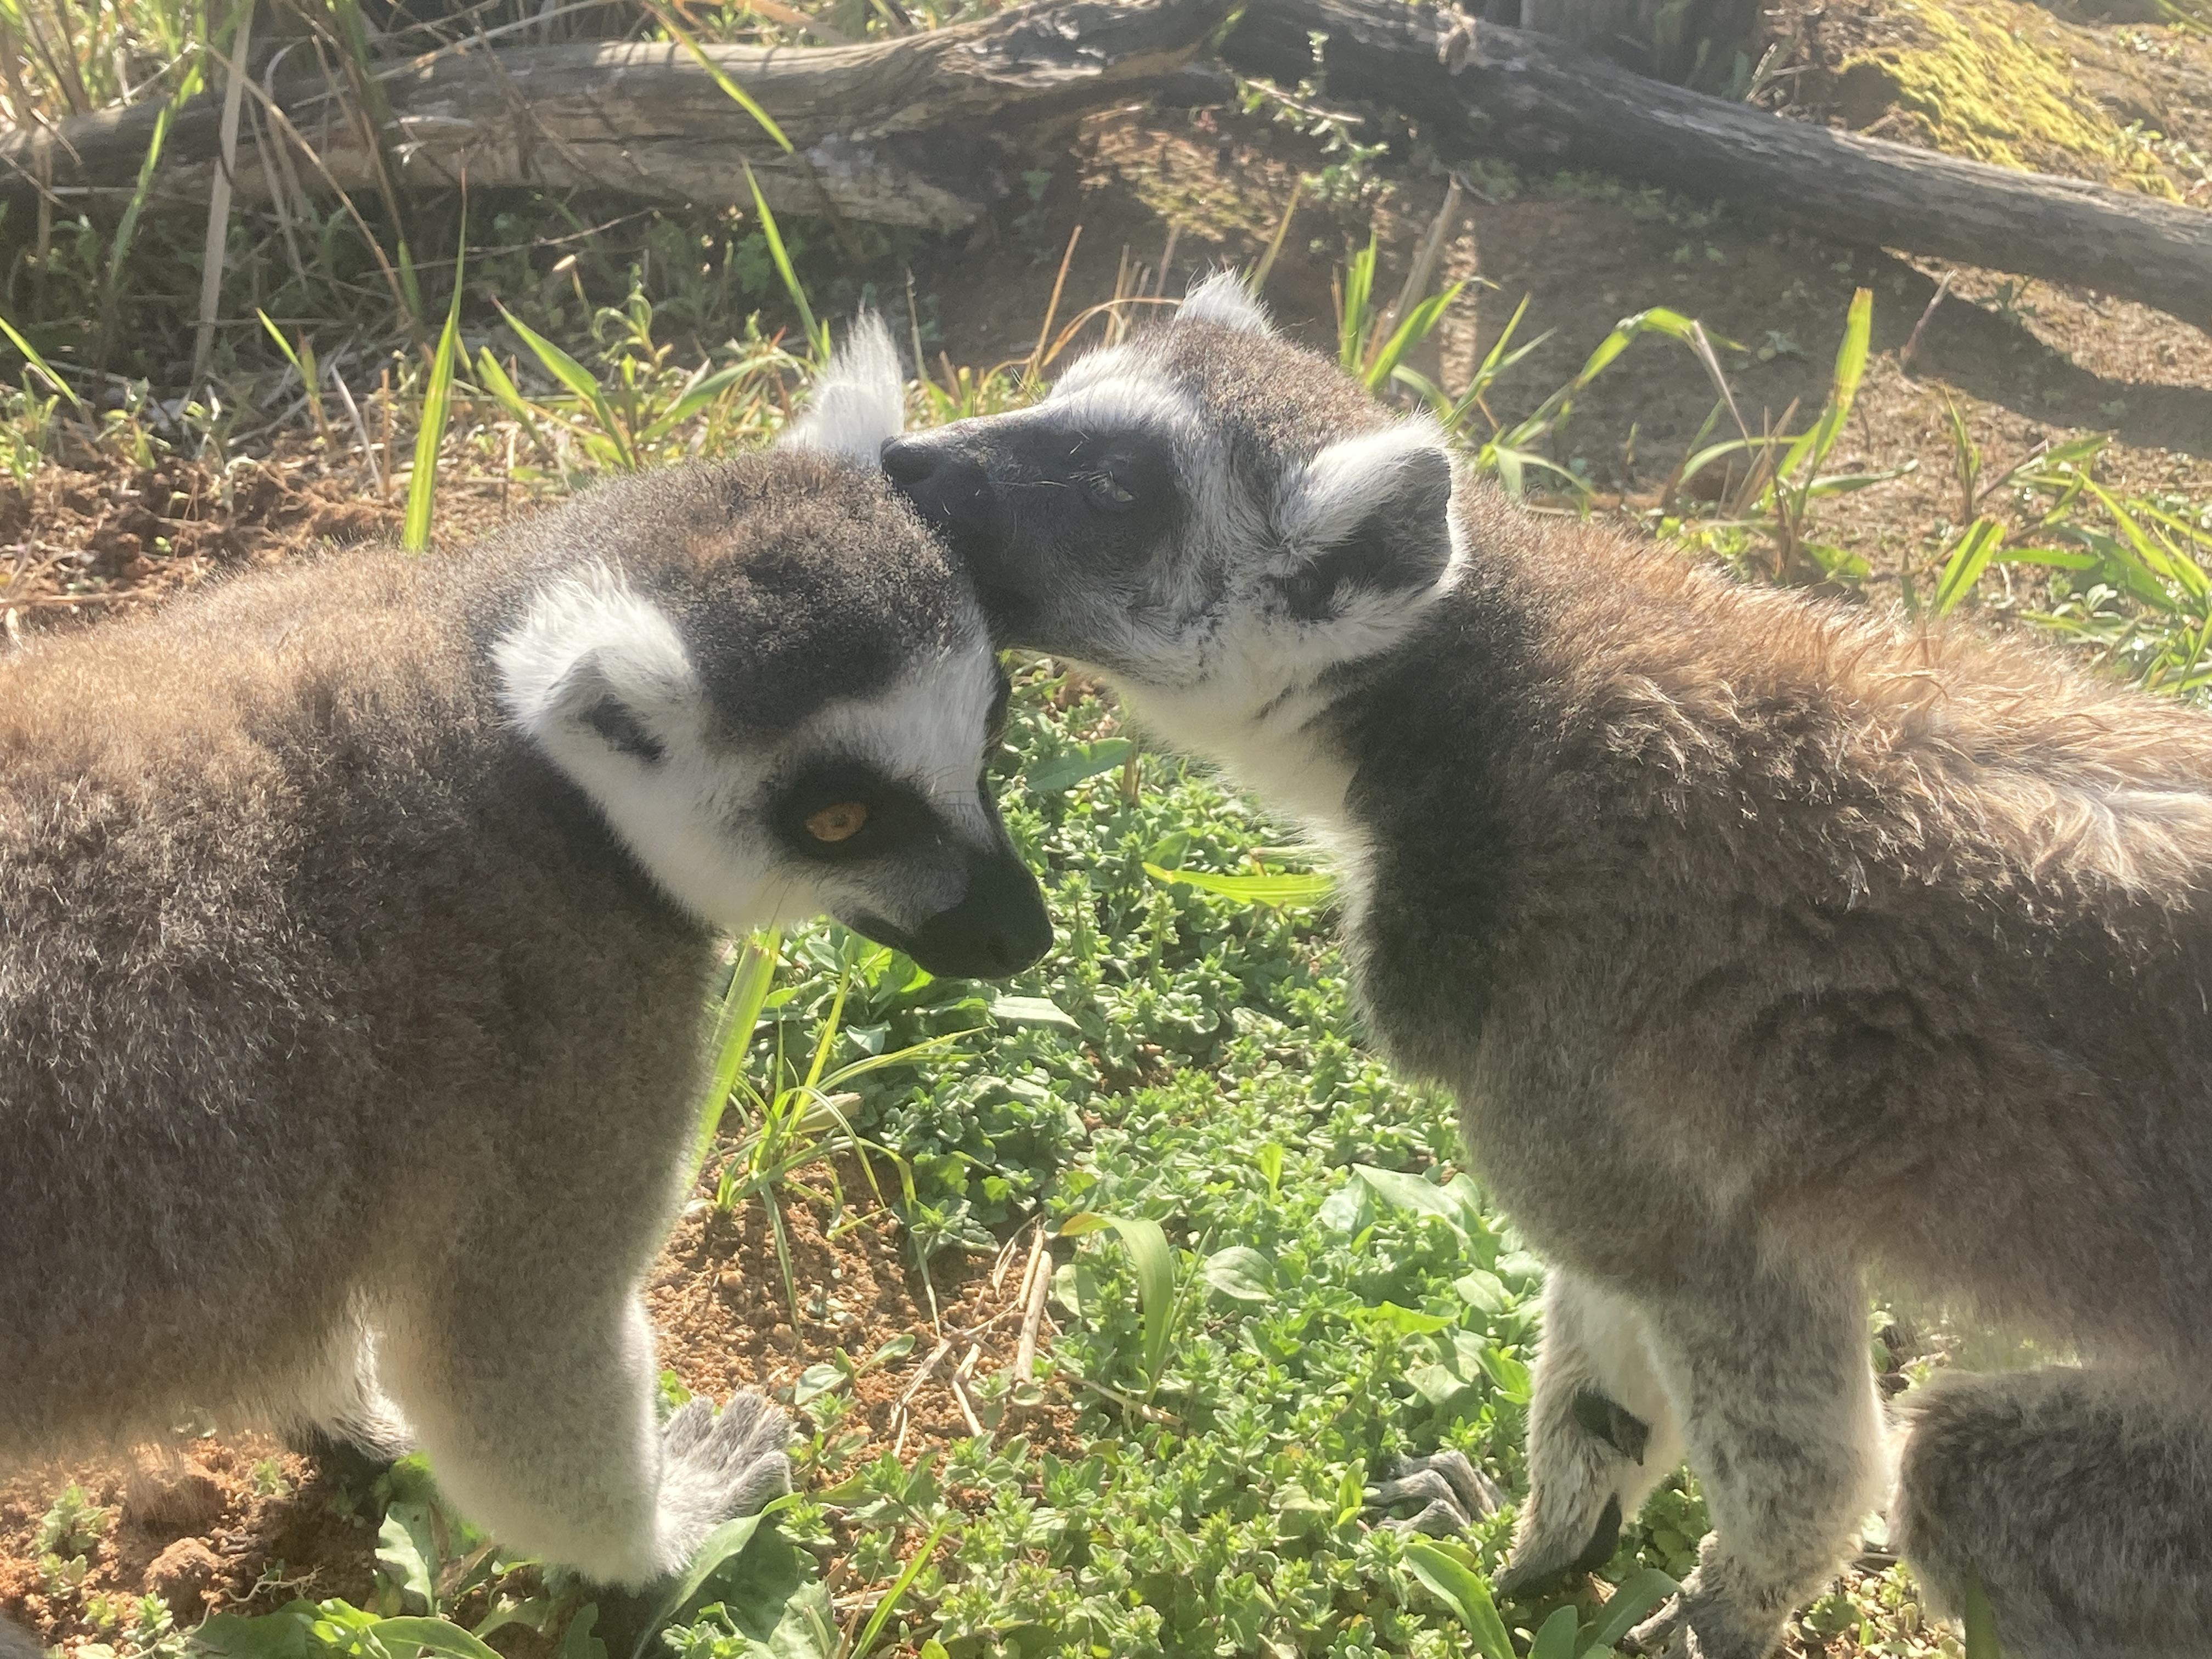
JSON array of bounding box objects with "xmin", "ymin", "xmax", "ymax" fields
[
  {"xmin": 1011, "ymin": 1224, "xmax": 1052, "ymax": 1398},
  {"xmin": 889, "ymin": 1336, "xmax": 954, "ymax": 1458}
]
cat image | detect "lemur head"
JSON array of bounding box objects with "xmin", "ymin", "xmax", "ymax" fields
[
  {"xmin": 880, "ymin": 274, "xmax": 1459, "ymax": 804},
  {"xmin": 492, "ymin": 315, "xmax": 1051, "ymax": 980}
]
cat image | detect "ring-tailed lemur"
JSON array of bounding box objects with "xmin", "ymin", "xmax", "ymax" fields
[
  {"xmin": 881, "ymin": 275, "xmax": 2212, "ymax": 1659},
  {"xmin": 0, "ymin": 317, "xmax": 1051, "ymax": 1650}
]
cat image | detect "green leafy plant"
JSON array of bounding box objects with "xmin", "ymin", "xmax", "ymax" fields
[
  {"xmin": 699, "ymin": 938, "xmax": 974, "ymax": 1329},
  {"xmin": 1333, "ymin": 231, "xmax": 1466, "ymax": 394},
  {"xmin": 1059, "ymin": 1211, "xmax": 1183, "ymax": 1400},
  {"xmin": 1963, "ymin": 1571, "xmax": 2004, "ymax": 1659}
]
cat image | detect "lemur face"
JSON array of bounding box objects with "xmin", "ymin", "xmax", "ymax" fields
[
  {"xmin": 882, "ymin": 276, "xmax": 1461, "ymax": 741},
  {"xmin": 495, "ymin": 319, "xmax": 1052, "ymax": 980}
]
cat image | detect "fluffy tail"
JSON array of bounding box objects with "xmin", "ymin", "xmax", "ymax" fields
[
  {"xmin": 2, "ymin": 1615, "xmax": 46, "ymax": 1659},
  {"xmin": 777, "ymin": 311, "xmax": 905, "ymax": 460}
]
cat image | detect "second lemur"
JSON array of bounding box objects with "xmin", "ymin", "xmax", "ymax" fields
[{"xmin": 883, "ymin": 278, "xmax": 2212, "ymax": 1659}]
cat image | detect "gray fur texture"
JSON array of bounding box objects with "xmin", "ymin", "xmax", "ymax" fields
[
  {"xmin": 2, "ymin": 429, "xmax": 1045, "ymax": 1649},
  {"xmin": 884, "ymin": 275, "xmax": 2212, "ymax": 1657}
]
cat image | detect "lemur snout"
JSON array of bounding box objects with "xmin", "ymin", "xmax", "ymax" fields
[
  {"xmin": 913, "ymin": 847, "xmax": 1054, "ymax": 979},
  {"xmin": 882, "ymin": 436, "xmax": 991, "ymax": 535},
  {"xmin": 878, "ymin": 434, "xmax": 938, "ymax": 486},
  {"xmin": 848, "ymin": 843, "xmax": 1051, "ymax": 980}
]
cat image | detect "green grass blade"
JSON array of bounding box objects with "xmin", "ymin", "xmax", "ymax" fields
[
  {"xmin": 403, "ymin": 224, "xmax": 467, "ymax": 554},
  {"xmin": 1065, "ymin": 1215, "xmax": 1177, "ymax": 1392},
  {"xmin": 2138, "ymin": 498, "xmax": 2212, "ymax": 554},
  {"xmin": 1338, "ymin": 234, "xmax": 1377, "ymax": 373},
  {"xmin": 1962, "ymin": 1570, "xmax": 2004, "ymax": 1659},
  {"xmin": 802, "ymin": 972, "xmax": 849, "ymax": 1094},
  {"xmin": 471, "ymin": 347, "xmax": 556, "ymax": 460},
  {"xmin": 1115, "ymin": 1215, "xmax": 1177, "ymax": 1392},
  {"xmin": 849, "ymin": 1516, "xmax": 951, "ymax": 1656},
  {"xmin": 395, "ymin": 236, "xmax": 426, "ymax": 336},
  {"xmin": 1933, "ymin": 517, "xmax": 2007, "ymax": 616},
  {"xmin": 689, "ymin": 931, "xmax": 782, "ymax": 1183},
  {"xmin": 624, "ymin": 1506, "xmax": 782, "ymax": 1659},
  {"xmin": 2087, "ymin": 479, "xmax": 2208, "ymax": 600},
  {"xmin": 817, "ymin": 1028, "xmax": 978, "ymax": 1091},
  {"xmin": 1782, "ymin": 286, "xmax": 1872, "ymax": 488},
  {"xmin": 1365, "ymin": 279, "xmax": 1464, "ymax": 391},
  {"xmin": 1390, "ymin": 364, "xmax": 1454, "ymax": 417},
  {"xmin": 1027, "ymin": 738, "xmax": 1133, "ymax": 793},
  {"xmin": 742, "ymin": 162, "xmax": 825, "ymax": 360},
  {"xmin": 1402, "ymin": 1541, "xmax": 1514, "ymax": 1659},
  {"xmin": 370, "ymin": 1618, "xmax": 505, "ymax": 1659},
  {"xmin": 646, "ymin": 0, "xmax": 793, "ymax": 153},
  {"xmin": 257, "ymin": 309, "xmax": 306, "ymax": 377},
  {"xmin": 1145, "ymin": 863, "xmax": 1332, "ymax": 907},
  {"xmin": 498, "ymin": 303, "xmax": 636, "ymax": 469},
  {"xmin": 635, "ymin": 360, "xmax": 754, "ymax": 443},
  {"xmin": 1577, "ymin": 1568, "xmax": 1680, "ymax": 1654},
  {"xmin": 97, "ymin": 62, "xmax": 202, "ymax": 365},
  {"xmin": 0, "ymin": 310, "xmax": 86, "ymax": 413}
]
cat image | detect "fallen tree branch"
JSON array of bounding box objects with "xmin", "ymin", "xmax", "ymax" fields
[
  {"xmin": 0, "ymin": 0, "xmax": 1231, "ymax": 232},
  {"xmin": 1225, "ymin": 0, "xmax": 2212, "ymax": 330}
]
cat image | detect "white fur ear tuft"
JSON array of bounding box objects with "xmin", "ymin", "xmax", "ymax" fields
[
  {"xmin": 780, "ymin": 309, "xmax": 905, "ymax": 459},
  {"xmin": 1277, "ymin": 419, "xmax": 1452, "ymax": 558},
  {"xmin": 1176, "ymin": 270, "xmax": 1274, "ymax": 336},
  {"xmin": 493, "ymin": 563, "xmax": 699, "ymax": 745}
]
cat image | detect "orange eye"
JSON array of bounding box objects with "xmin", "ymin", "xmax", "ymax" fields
[{"xmin": 805, "ymin": 802, "xmax": 869, "ymax": 843}]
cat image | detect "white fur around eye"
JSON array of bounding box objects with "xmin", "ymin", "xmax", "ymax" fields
[{"xmin": 780, "ymin": 309, "xmax": 906, "ymax": 460}]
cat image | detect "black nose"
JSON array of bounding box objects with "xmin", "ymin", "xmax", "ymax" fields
[
  {"xmin": 881, "ymin": 436, "xmax": 990, "ymax": 518},
  {"xmin": 879, "ymin": 435, "xmax": 939, "ymax": 487},
  {"xmin": 903, "ymin": 850, "xmax": 1053, "ymax": 980}
]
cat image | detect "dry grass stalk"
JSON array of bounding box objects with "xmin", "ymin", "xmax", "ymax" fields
[
  {"xmin": 192, "ymin": 0, "xmax": 258, "ymax": 391},
  {"xmin": 1011, "ymin": 1224, "xmax": 1052, "ymax": 1396}
]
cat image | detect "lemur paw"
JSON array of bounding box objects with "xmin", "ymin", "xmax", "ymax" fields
[
  {"xmin": 1494, "ymin": 1492, "xmax": 1624, "ymax": 1599},
  {"xmin": 1364, "ymin": 1450, "xmax": 1506, "ymax": 1536},
  {"xmin": 663, "ymin": 1390, "xmax": 794, "ymax": 1523},
  {"xmin": 1621, "ymin": 1596, "xmax": 1686, "ymax": 1655},
  {"xmin": 1621, "ymin": 1583, "xmax": 1780, "ymax": 1659}
]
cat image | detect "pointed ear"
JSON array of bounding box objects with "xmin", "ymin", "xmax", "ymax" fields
[
  {"xmin": 1176, "ymin": 270, "xmax": 1274, "ymax": 337},
  {"xmin": 495, "ymin": 568, "xmax": 701, "ymax": 762},
  {"xmin": 780, "ymin": 309, "xmax": 905, "ymax": 459},
  {"xmin": 544, "ymin": 652, "xmax": 670, "ymax": 763},
  {"xmin": 1273, "ymin": 424, "xmax": 1455, "ymax": 621}
]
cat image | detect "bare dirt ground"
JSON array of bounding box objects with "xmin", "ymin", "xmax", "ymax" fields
[{"xmin": 3, "ymin": 6, "xmax": 2210, "ymax": 1644}]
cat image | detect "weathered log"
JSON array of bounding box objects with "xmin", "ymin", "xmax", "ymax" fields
[
  {"xmin": 1225, "ymin": 0, "xmax": 2212, "ymax": 330},
  {"xmin": 0, "ymin": 0, "xmax": 1231, "ymax": 233}
]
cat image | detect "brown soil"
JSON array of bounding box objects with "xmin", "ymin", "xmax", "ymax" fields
[
  {"xmin": 0, "ymin": 448, "xmax": 399, "ymax": 639},
  {"xmin": 1, "ymin": 1167, "xmax": 1079, "ymax": 1654}
]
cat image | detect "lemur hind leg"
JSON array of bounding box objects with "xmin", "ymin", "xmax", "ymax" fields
[
  {"xmin": 1623, "ymin": 1256, "xmax": 1886, "ymax": 1659},
  {"xmin": 1489, "ymin": 1269, "xmax": 1685, "ymax": 1593},
  {"xmin": 1893, "ymin": 1365, "xmax": 2212, "ymax": 1659}
]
